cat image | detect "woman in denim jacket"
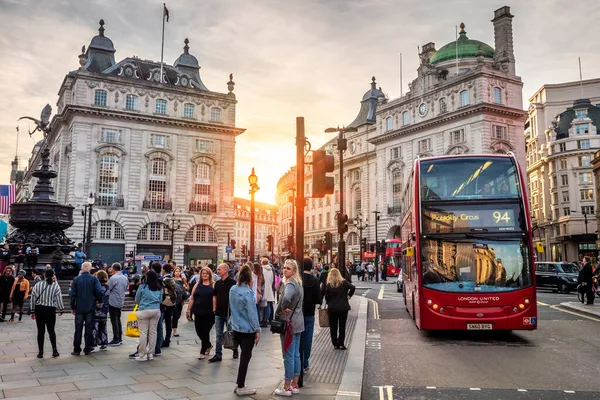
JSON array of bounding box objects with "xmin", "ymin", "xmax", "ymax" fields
[{"xmin": 229, "ymin": 264, "xmax": 261, "ymax": 396}]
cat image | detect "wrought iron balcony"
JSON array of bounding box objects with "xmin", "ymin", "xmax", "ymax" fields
[
  {"xmin": 387, "ymin": 205, "xmax": 402, "ymax": 215},
  {"xmin": 96, "ymin": 195, "xmax": 124, "ymax": 208},
  {"xmin": 189, "ymin": 202, "xmax": 217, "ymax": 213},
  {"xmin": 143, "ymin": 199, "xmax": 172, "ymax": 210}
]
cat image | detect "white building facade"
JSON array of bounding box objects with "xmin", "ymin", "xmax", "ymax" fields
[{"xmin": 22, "ymin": 20, "xmax": 244, "ymax": 266}]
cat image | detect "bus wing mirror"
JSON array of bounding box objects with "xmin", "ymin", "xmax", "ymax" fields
[
  {"xmin": 535, "ymin": 243, "xmax": 544, "ymax": 253},
  {"xmin": 404, "ymin": 247, "xmax": 415, "ymax": 257}
]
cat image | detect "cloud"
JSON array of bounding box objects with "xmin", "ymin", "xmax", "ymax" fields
[{"xmin": 1, "ymin": 0, "xmax": 600, "ymax": 205}]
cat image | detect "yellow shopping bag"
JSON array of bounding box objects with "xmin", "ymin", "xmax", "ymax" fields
[{"xmin": 125, "ymin": 305, "xmax": 139, "ymax": 338}]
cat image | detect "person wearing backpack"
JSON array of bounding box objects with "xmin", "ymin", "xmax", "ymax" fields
[{"xmin": 161, "ymin": 276, "xmax": 179, "ymax": 348}]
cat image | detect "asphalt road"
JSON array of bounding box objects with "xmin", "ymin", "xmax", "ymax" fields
[{"xmin": 356, "ymin": 281, "xmax": 600, "ymax": 400}]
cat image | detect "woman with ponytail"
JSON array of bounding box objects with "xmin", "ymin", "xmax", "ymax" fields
[{"xmin": 30, "ymin": 269, "xmax": 64, "ymax": 358}]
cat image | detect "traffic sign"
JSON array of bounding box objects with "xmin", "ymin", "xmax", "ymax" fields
[
  {"xmin": 226, "ymin": 246, "xmax": 232, "ymax": 253},
  {"xmin": 143, "ymin": 255, "xmax": 162, "ymax": 261}
]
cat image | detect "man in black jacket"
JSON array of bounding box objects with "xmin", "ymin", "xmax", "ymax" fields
[
  {"xmin": 301, "ymin": 257, "xmax": 322, "ymax": 372},
  {"xmin": 580, "ymin": 256, "xmax": 595, "ymax": 305}
]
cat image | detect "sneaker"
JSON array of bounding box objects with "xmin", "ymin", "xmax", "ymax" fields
[
  {"xmin": 208, "ymin": 356, "xmax": 222, "ymax": 363},
  {"xmin": 52, "ymin": 350, "xmax": 60, "ymax": 358},
  {"xmin": 84, "ymin": 348, "xmax": 96, "ymax": 355},
  {"xmin": 235, "ymin": 386, "xmax": 257, "ymax": 396},
  {"xmin": 108, "ymin": 339, "xmax": 122, "ymax": 346},
  {"xmin": 100, "ymin": 345, "xmax": 107, "ymax": 351},
  {"xmin": 134, "ymin": 356, "xmax": 147, "ymax": 362},
  {"xmin": 291, "ymin": 386, "xmax": 300, "ymax": 394},
  {"xmin": 37, "ymin": 353, "xmax": 43, "ymax": 359},
  {"xmin": 153, "ymin": 352, "xmax": 162, "ymax": 357},
  {"xmin": 274, "ymin": 387, "xmax": 292, "ymax": 397},
  {"xmin": 128, "ymin": 352, "xmax": 138, "ymax": 359},
  {"xmin": 147, "ymin": 356, "xmax": 154, "ymax": 361},
  {"xmin": 71, "ymin": 351, "xmax": 81, "ymax": 356}
]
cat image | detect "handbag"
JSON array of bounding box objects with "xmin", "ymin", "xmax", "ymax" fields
[
  {"xmin": 125, "ymin": 305, "xmax": 140, "ymax": 338},
  {"xmin": 318, "ymin": 302, "xmax": 330, "ymax": 328},
  {"xmin": 222, "ymin": 307, "xmax": 237, "ymax": 350},
  {"xmin": 270, "ymin": 296, "xmax": 300, "ymax": 334}
]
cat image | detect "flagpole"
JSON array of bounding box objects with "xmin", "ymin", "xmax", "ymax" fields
[
  {"xmin": 160, "ymin": 3, "xmax": 166, "ymax": 84},
  {"xmin": 455, "ymin": 25, "xmax": 459, "ymax": 74},
  {"xmin": 578, "ymin": 57, "xmax": 584, "ymax": 99}
]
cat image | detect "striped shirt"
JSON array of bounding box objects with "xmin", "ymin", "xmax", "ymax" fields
[{"xmin": 30, "ymin": 281, "xmax": 64, "ymax": 312}]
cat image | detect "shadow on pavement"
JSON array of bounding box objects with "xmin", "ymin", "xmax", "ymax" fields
[{"xmin": 421, "ymin": 329, "xmax": 534, "ymax": 346}]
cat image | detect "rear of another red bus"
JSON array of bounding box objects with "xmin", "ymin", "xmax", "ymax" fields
[
  {"xmin": 383, "ymin": 239, "xmax": 402, "ymax": 277},
  {"xmin": 401, "ymin": 154, "xmax": 537, "ymax": 331}
]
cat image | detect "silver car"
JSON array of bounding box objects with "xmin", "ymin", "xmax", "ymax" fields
[{"xmin": 396, "ymin": 271, "xmax": 403, "ymax": 292}]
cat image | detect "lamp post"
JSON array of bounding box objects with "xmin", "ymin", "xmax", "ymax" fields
[
  {"xmin": 356, "ymin": 212, "xmax": 369, "ymax": 263},
  {"xmin": 289, "ymin": 188, "xmax": 295, "ymax": 258},
  {"xmin": 325, "ymin": 125, "xmax": 357, "ymax": 279},
  {"xmin": 248, "ymin": 168, "xmax": 260, "ymax": 261},
  {"xmin": 166, "ymin": 212, "xmax": 182, "ymax": 262},
  {"xmin": 85, "ymin": 192, "xmax": 95, "ymax": 258},
  {"xmin": 373, "ymin": 210, "xmax": 381, "ymax": 282}
]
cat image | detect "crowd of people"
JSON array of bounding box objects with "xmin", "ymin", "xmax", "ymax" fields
[{"xmin": 13, "ymin": 256, "xmax": 357, "ymax": 396}]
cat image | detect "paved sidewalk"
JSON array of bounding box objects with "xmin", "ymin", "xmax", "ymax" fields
[
  {"xmin": 0, "ymin": 297, "xmax": 367, "ymax": 400},
  {"xmin": 560, "ymin": 301, "xmax": 600, "ymax": 319}
]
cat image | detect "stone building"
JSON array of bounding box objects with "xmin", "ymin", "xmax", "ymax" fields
[
  {"xmin": 369, "ymin": 6, "xmax": 527, "ymax": 241},
  {"xmin": 231, "ymin": 197, "xmax": 277, "ymax": 261},
  {"xmin": 528, "ymin": 79, "xmax": 600, "ymax": 261},
  {"xmin": 18, "ymin": 20, "xmax": 244, "ymax": 265},
  {"xmin": 275, "ymin": 166, "xmax": 296, "ymax": 258}
]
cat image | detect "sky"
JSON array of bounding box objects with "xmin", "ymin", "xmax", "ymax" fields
[{"xmin": 0, "ymin": 0, "xmax": 599, "ymax": 204}]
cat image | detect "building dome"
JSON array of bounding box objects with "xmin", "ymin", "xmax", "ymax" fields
[
  {"xmin": 348, "ymin": 77, "xmax": 385, "ymax": 128},
  {"xmin": 173, "ymin": 38, "xmax": 199, "ymax": 69},
  {"xmin": 88, "ymin": 19, "xmax": 115, "ymax": 52},
  {"xmin": 429, "ymin": 23, "xmax": 494, "ymax": 65}
]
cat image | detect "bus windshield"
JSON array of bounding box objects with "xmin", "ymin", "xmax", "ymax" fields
[
  {"xmin": 420, "ymin": 237, "xmax": 533, "ymax": 293},
  {"xmin": 420, "ymin": 157, "xmax": 520, "ymax": 201}
]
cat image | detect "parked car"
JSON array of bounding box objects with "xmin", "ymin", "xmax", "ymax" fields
[
  {"xmin": 396, "ymin": 270, "xmax": 403, "ymax": 292},
  {"xmin": 534, "ymin": 262, "xmax": 579, "ymax": 293}
]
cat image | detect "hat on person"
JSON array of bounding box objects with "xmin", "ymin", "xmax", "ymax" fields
[{"xmin": 18, "ymin": 270, "xmax": 25, "ymax": 276}]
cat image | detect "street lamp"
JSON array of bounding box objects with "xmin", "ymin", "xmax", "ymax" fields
[
  {"xmin": 166, "ymin": 212, "xmax": 182, "ymax": 261},
  {"xmin": 373, "ymin": 210, "xmax": 381, "ymax": 282},
  {"xmin": 325, "ymin": 126, "xmax": 357, "ymax": 279},
  {"xmin": 356, "ymin": 212, "xmax": 369, "ymax": 263},
  {"xmin": 248, "ymin": 168, "xmax": 260, "ymax": 261},
  {"xmin": 85, "ymin": 192, "xmax": 95, "ymax": 258}
]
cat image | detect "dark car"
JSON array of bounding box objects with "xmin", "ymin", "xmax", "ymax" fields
[{"xmin": 535, "ymin": 262, "xmax": 579, "ymax": 294}]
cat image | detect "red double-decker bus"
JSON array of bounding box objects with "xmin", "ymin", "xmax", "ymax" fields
[
  {"xmin": 383, "ymin": 239, "xmax": 402, "ymax": 277},
  {"xmin": 401, "ymin": 154, "xmax": 537, "ymax": 331}
]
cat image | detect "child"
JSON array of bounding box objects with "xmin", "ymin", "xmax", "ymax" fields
[{"xmin": 92, "ymin": 270, "xmax": 110, "ymax": 351}]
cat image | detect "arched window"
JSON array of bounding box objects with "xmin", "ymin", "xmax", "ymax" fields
[
  {"xmin": 493, "ymin": 87, "xmax": 502, "ymax": 104},
  {"xmin": 155, "ymin": 99, "xmax": 167, "ymax": 114},
  {"xmin": 98, "ymin": 153, "xmax": 120, "ymax": 206},
  {"xmin": 354, "ymin": 188, "xmax": 362, "ymax": 215},
  {"xmin": 402, "ymin": 111, "xmax": 410, "ymax": 126},
  {"xmin": 184, "ymin": 224, "xmax": 218, "ymax": 242},
  {"xmin": 347, "ymin": 232, "xmax": 358, "ymax": 246},
  {"xmin": 210, "ymin": 107, "xmax": 222, "ymax": 122},
  {"xmin": 147, "ymin": 158, "xmax": 168, "ymax": 209},
  {"xmin": 91, "ymin": 220, "xmax": 125, "ymax": 240},
  {"xmin": 391, "ymin": 170, "xmax": 403, "ymax": 213},
  {"xmin": 460, "ymin": 90, "xmax": 469, "ymax": 107},
  {"xmin": 94, "ymin": 89, "xmax": 107, "ymax": 106},
  {"xmin": 184, "ymin": 103, "xmax": 195, "ymax": 118},
  {"xmin": 385, "ymin": 117, "xmax": 393, "ymax": 132},
  {"xmin": 137, "ymin": 222, "xmax": 171, "ymax": 241},
  {"xmin": 192, "ymin": 163, "xmax": 213, "ymax": 211},
  {"xmin": 439, "ymin": 98, "xmax": 447, "ymax": 114},
  {"xmin": 126, "ymin": 94, "xmax": 138, "ymax": 110}
]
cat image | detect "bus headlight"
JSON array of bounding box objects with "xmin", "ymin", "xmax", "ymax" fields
[
  {"xmin": 427, "ymin": 299, "xmax": 433, "ymax": 306},
  {"xmin": 524, "ymin": 299, "xmax": 530, "ymax": 305},
  {"xmin": 518, "ymin": 303, "xmax": 525, "ymax": 310}
]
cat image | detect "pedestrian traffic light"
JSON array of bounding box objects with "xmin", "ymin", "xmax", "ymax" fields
[
  {"xmin": 312, "ymin": 149, "xmax": 335, "ymax": 198},
  {"xmin": 325, "ymin": 232, "xmax": 333, "ymax": 251},
  {"xmin": 231, "ymin": 239, "xmax": 236, "ymax": 250},
  {"xmin": 337, "ymin": 213, "xmax": 348, "ymax": 235},
  {"xmin": 361, "ymin": 238, "xmax": 367, "ymax": 252}
]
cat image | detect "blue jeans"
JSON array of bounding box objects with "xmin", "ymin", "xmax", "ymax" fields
[
  {"xmin": 155, "ymin": 311, "xmax": 164, "ymax": 353},
  {"xmin": 214, "ymin": 315, "xmax": 228, "ymax": 358},
  {"xmin": 301, "ymin": 315, "xmax": 315, "ymax": 369},
  {"xmin": 280, "ymin": 333, "xmax": 301, "ymax": 381},
  {"xmin": 73, "ymin": 311, "xmax": 94, "ymax": 353}
]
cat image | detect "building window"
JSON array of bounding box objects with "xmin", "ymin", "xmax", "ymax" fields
[
  {"xmin": 449, "ymin": 129, "xmax": 465, "ymax": 144},
  {"xmin": 354, "ymin": 189, "xmax": 361, "ymax": 214},
  {"xmin": 125, "ymin": 94, "xmax": 138, "ymax": 111},
  {"xmin": 184, "ymin": 103, "xmax": 195, "ymax": 118},
  {"xmin": 418, "ymin": 138, "xmax": 431, "ymax": 153},
  {"xmin": 559, "ymin": 143, "xmax": 566, "ymax": 152},
  {"xmin": 150, "ymin": 134, "xmax": 169, "ymax": 149},
  {"xmin": 392, "ymin": 170, "xmax": 402, "ymax": 211},
  {"xmin": 402, "ymin": 111, "xmax": 409, "ymax": 126},
  {"xmin": 98, "ymin": 153, "xmax": 119, "ymax": 201},
  {"xmin": 385, "ymin": 117, "xmax": 393, "ymax": 132},
  {"xmin": 155, "ymin": 99, "xmax": 167, "ymax": 114},
  {"xmin": 563, "ymin": 207, "xmax": 570, "ymax": 217},
  {"xmin": 552, "ymin": 175, "xmax": 557, "ymax": 188},
  {"xmin": 562, "ymin": 191, "xmax": 569, "ymax": 202},
  {"xmin": 579, "ymin": 172, "xmax": 592, "ymax": 184},
  {"xmin": 580, "ymin": 188, "xmax": 594, "ymax": 200},
  {"xmin": 326, "ymin": 212, "xmax": 331, "ymax": 228},
  {"xmin": 561, "ymin": 174, "xmax": 568, "ymax": 186},
  {"xmin": 390, "ymin": 146, "xmax": 401, "ymax": 160},
  {"xmin": 138, "ymin": 222, "xmax": 171, "ymax": 241},
  {"xmin": 318, "ymin": 214, "xmax": 322, "ymax": 230},
  {"xmin": 439, "ymin": 98, "xmax": 447, "ymax": 114},
  {"xmin": 184, "ymin": 224, "xmax": 218, "ymax": 242},
  {"xmin": 492, "ymin": 125, "xmax": 507, "ymax": 140},
  {"xmin": 460, "ymin": 90, "xmax": 469, "ymax": 107},
  {"xmin": 575, "ymin": 124, "xmax": 590, "ymax": 135},
  {"xmin": 560, "ymin": 158, "xmax": 567, "ymax": 170},
  {"xmin": 582, "ymin": 206, "xmax": 595, "ymax": 215},
  {"xmin": 334, "ymin": 190, "xmax": 339, "ymax": 203},
  {"xmin": 210, "ymin": 107, "xmax": 222, "ymax": 122},
  {"xmin": 311, "ymin": 216, "xmax": 315, "ymax": 230},
  {"xmin": 306, "ymin": 216, "xmax": 309, "ymax": 230},
  {"xmin": 147, "ymin": 158, "xmax": 167, "ymax": 206},
  {"xmin": 576, "ymin": 109, "xmax": 588, "ymax": 119},
  {"xmin": 196, "ymin": 140, "xmax": 214, "ymax": 153},
  {"xmin": 577, "ymin": 139, "xmax": 590, "ymax": 149},
  {"xmin": 92, "ymin": 220, "xmax": 125, "ymax": 240},
  {"xmin": 94, "ymin": 90, "xmax": 107, "ymax": 106},
  {"xmin": 194, "ymin": 163, "xmax": 212, "ymax": 205},
  {"xmin": 579, "ymin": 155, "xmax": 591, "ymax": 167},
  {"xmin": 552, "ymin": 192, "xmax": 558, "ymax": 204},
  {"xmin": 493, "ymin": 87, "xmax": 502, "ymax": 104},
  {"xmin": 100, "ymin": 128, "xmax": 121, "ymax": 144}
]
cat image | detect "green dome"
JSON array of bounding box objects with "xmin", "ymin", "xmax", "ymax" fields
[{"xmin": 429, "ymin": 25, "xmax": 495, "ymax": 65}]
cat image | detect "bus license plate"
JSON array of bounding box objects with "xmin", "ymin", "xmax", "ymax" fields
[{"xmin": 467, "ymin": 324, "xmax": 492, "ymax": 330}]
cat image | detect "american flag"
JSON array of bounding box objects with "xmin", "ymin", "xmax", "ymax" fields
[{"xmin": 0, "ymin": 185, "xmax": 15, "ymax": 215}]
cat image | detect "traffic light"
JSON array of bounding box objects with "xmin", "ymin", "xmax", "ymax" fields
[
  {"xmin": 312, "ymin": 149, "xmax": 335, "ymax": 198},
  {"xmin": 241, "ymin": 244, "xmax": 247, "ymax": 257},
  {"xmin": 380, "ymin": 240, "xmax": 387, "ymax": 251},
  {"xmin": 325, "ymin": 232, "xmax": 333, "ymax": 251},
  {"xmin": 361, "ymin": 238, "xmax": 367, "ymax": 252},
  {"xmin": 369, "ymin": 242, "xmax": 375, "ymax": 252},
  {"xmin": 231, "ymin": 239, "xmax": 236, "ymax": 250},
  {"xmin": 266, "ymin": 235, "xmax": 273, "ymax": 252},
  {"xmin": 127, "ymin": 251, "xmax": 134, "ymax": 258},
  {"xmin": 337, "ymin": 213, "xmax": 348, "ymax": 235}
]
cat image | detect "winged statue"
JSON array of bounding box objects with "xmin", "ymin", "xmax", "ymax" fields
[{"xmin": 18, "ymin": 104, "xmax": 52, "ymax": 138}]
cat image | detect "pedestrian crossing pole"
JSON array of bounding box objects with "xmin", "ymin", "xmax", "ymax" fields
[{"xmin": 295, "ymin": 117, "xmax": 306, "ymax": 388}]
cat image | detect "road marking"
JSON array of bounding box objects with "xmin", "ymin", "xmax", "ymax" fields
[
  {"xmin": 550, "ymin": 305, "xmax": 600, "ymax": 322},
  {"xmin": 517, "ymin": 389, "xmax": 527, "ymax": 392},
  {"xmin": 538, "ymin": 301, "xmax": 550, "ymax": 306},
  {"xmin": 426, "ymin": 386, "xmax": 436, "ymax": 389},
  {"xmin": 469, "ymin": 388, "xmax": 481, "ymax": 391},
  {"xmin": 378, "ymin": 285, "xmax": 385, "ymax": 300},
  {"xmin": 564, "ymin": 390, "xmax": 576, "ymax": 394},
  {"xmin": 374, "ymin": 385, "xmax": 394, "ymax": 400},
  {"xmin": 366, "ymin": 298, "xmax": 380, "ymax": 320},
  {"xmin": 337, "ymin": 391, "xmax": 360, "ymax": 397}
]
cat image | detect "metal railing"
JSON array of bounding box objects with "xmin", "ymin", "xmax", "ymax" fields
[
  {"xmin": 96, "ymin": 195, "xmax": 124, "ymax": 208},
  {"xmin": 142, "ymin": 199, "xmax": 173, "ymax": 210},
  {"xmin": 189, "ymin": 202, "xmax": 217, "ymax": 213}
]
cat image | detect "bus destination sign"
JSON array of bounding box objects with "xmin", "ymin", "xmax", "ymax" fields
[{"xmin": 423, "ymin": 204, "xmax": 521, "ymax": 233}]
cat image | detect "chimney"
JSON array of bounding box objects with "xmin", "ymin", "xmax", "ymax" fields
[{"xmin": 492, "ymin": 6, "xmax": 515, "ymax": 75}]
